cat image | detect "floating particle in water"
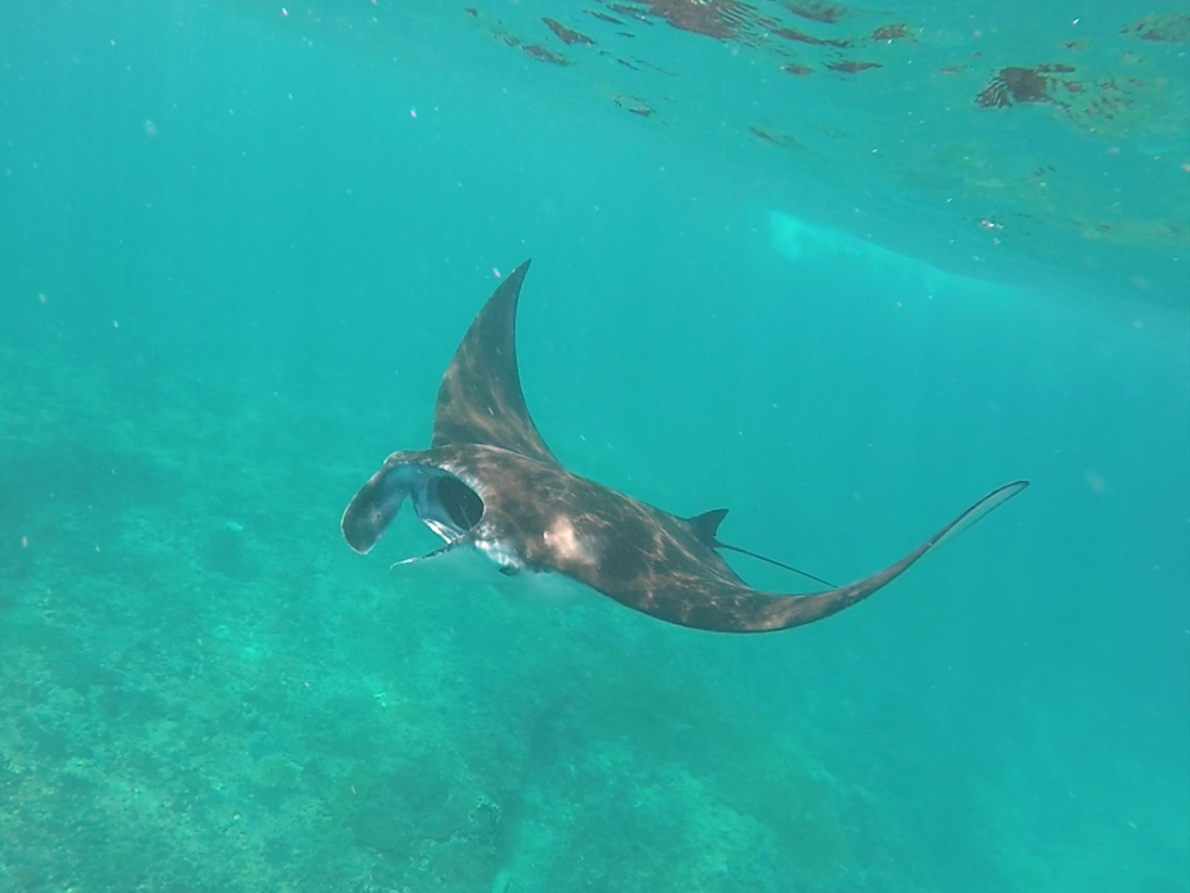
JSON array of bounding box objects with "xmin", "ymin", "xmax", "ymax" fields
[
  {"xmin": 749, "ymin": 127, "xmax": 799, "ymax": 149},
  {"xmin": 608, "ymin": 4, "xmax": 653, "ymax": 25},
  {"xmin": 614, "ymin": 94, "xmax": 655, "ymax": 117},
  {"xmin": 635, "ymin": 0, "xmax": 741, "ymax": 39},
  {"xmin": 787, "ymin": 0, "xmax": 849, "ymax": 24},
  {"xmin": 828, "ymin": 59, "xmax": 881, "ymax": 73},
  {"xmin": 543, "ymin": 17, "xmax": 595, "ymax": 45},
  {"xmin": 977, "ymin": 66, "xmax": 1051, "ymax": 108},
  {"xmin": 634, "ymin": 58, "xmax": 677, "ymax": 75},
  {"xmin": 585, "ymin": 10, "xmax": 624, "ymax": 25},
  {"xmin": 872, "ymin": 23, "xmax": 913, "ymax": 42},
  {"xmin": 522, "ymin": 43, "xmax": 569, "ymax": 65},
  {"xmin": 1120, "ymin": 13, "xmax": 1190, "ymax": 43},
  {"xmin": 772, "ymin": 27, "xmax": 850, "ymax": 48}
]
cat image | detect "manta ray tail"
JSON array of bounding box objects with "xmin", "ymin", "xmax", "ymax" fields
[{"xmin": 669, "ymin": 480, "xmax": 1029, "ymax": 633}]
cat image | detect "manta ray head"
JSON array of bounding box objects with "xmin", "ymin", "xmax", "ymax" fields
[
  {"xmin": 341, "ymin": 452, "xmax": 532, "ymax": 576},
  {"xmin": 342, "ymin": 457, "xmax": 483, "ymax": 552}
]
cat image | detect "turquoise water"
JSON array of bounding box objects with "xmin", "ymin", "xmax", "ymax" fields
[{"xmin": 1, "ymin": 1, "xmax": 1188, "ymax": 891}]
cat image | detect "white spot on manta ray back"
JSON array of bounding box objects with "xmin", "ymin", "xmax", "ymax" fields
[{"xmin": 542, "ymin": 515, "xmax": 595, "ymax": 568}]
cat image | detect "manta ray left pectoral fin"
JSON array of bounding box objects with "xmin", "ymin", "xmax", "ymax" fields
[{"xmin": 431, "ymin": 260, "xmax": 562, "ymax": 467}]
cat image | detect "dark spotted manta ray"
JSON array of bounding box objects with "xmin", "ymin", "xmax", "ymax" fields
[{"xmin": 342, "ymin": 260, "xmax": 1027, "ymax": 633}]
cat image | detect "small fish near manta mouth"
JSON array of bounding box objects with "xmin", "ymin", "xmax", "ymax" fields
[{"xmin": 341, "ymin": 260, "xmax": 1028, "ymax": 633}]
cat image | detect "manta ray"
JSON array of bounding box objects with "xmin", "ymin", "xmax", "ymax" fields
[{"xmin": 342, "ymin": 260, "xmax": 1027, "ymax": 633}]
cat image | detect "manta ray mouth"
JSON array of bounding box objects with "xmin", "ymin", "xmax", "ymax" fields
[{"xmin": 430, "ymin": 475, "xmax": 484, "ymax": 533}]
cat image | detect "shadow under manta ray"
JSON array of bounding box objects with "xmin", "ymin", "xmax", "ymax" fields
[{"xmin": 342, "ymin": 260, "xmax": 1028, "ymax": 633}]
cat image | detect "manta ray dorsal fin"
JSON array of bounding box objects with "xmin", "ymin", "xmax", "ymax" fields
[
  {"xmin": 687, "ymin": 508, "xmax": 729, "ymax": 547},
  {"xmin": 688, "ymin": 506, "xmax": 836, "ymax": 588},
  {"xmin": 431, "ymin": 260, "xmax": 561, "ymax": 467}
]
